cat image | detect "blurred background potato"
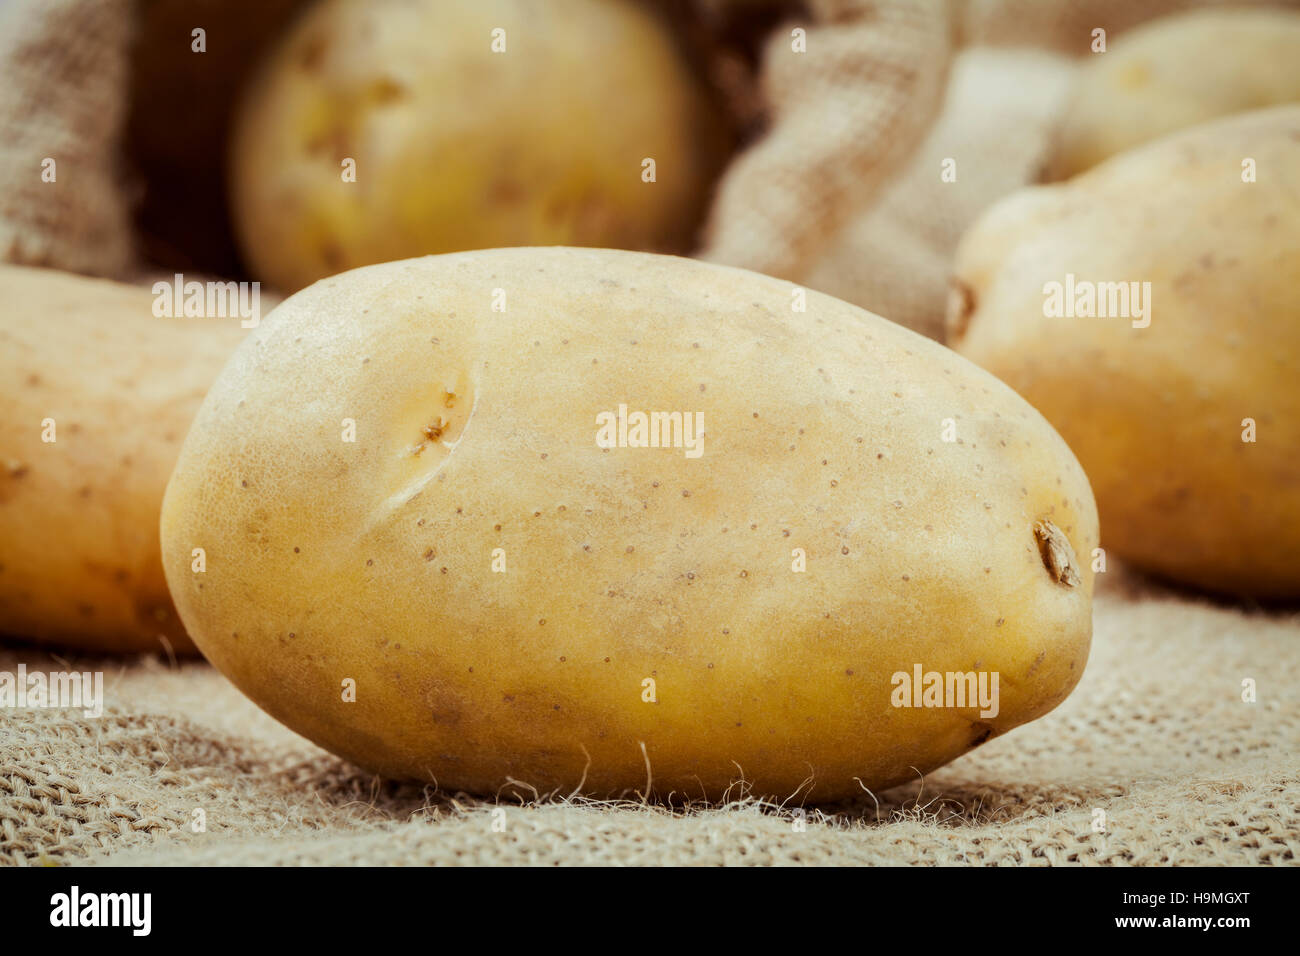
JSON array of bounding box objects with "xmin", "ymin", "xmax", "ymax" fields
[
  {"xmin": 0, "ymin": 266, "xmax": 247, "ymax": 653},
  {"xmin": 1045, "ymin": 6, "xmax": 1300, "ymax": 180},
  {"xmin": 950, "ymin": 106, "xmax": 1300, "ymax": 598},
  {"xmin": 230, "ymin": 0, "xmax": 732, "ymax": 291}
]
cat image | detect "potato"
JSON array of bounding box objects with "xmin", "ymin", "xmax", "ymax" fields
[
  {"xmin": 160, "ymin": 248, "xmax": 1097, "ymax": 800},
  {"xmin": 0, "ymin": 266, "xmax": 248, "ymax": 653},
  {"xmin": 949, "ymin": 106, "xmax": 1300, "ymax": 599},
  {"xmin": 1045, "ymin": 7, "xmax": 1300, "ymax": 180},
  {"xmin": 230, "ymin": 0, "xmax": 727, "ymax": 292}
]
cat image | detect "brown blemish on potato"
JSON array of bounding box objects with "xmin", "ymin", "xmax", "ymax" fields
[
  {"xmin": 1027, "ymin": 650, "xmax": 1046, "ymax": 678},
  {"xmin": 368, "ymin": 77, "xmax": 407, "ymax": 105},
  {"xmin": 1034, "ymin": 520, "xmax": 1081, "ymax": 587},
  {"xmin": 299, "ymin": 32, "xmax": 329, "ymax": 71},
  {"xmin": 945, "ymin": 278, "xmax": 976, "ymax": 343},
  {"xmin": 319, "ymin": 241, "xmax": 344, "ymax": 271},
  {"xmin": 490, "ymin": 178, "xmax": 526, "ymax": 205}
]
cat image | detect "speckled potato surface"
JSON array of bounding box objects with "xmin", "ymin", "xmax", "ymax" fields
[
  {"xmin": 0, "ymin": 266, "xmax": 247, "ymax": 653},
  {"xmin": 161, "ymin": 248, "xmax": 1096, "ymax": 800},
  {"xmin": 1046, "ymin": 7, "xmax": 1300, "ymax": 180},
  {"xmin": 951, "ymin": 106, "xmax": 1300, "ymax": 598},
  {"xmin": 230, "ymin": 0, "xmax": 725, "ymax": 292}
]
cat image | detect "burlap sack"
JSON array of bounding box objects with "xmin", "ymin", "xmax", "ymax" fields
[
  {"xmin": 3, "ymin": 0, "xmax": 1293, "ymax": 291},
  {"xmin": 804, "ymin": 46, "xmax": 1078, "ymax": 340},
  {"xmin": 1, "ymin": 0, "xmax": 1298, "ymax": 865},
  {"xmin": 715, "ymin": 0, "xmax": 1300, "ymax": 335},
  {"xmin": 0, "ymin": 0, "xmax": 135, "ymax": 277}
]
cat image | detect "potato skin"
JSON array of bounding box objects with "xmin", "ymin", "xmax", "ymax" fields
[
  {"xmin": 951, "ymin": 107, "xmax": 1300, "ymax": 598},
  {"xmin": 230, "ymin": 0, "xmax": 726, "ymax": 292},
  {"xmin": 161, "ymin": 248, "xmax": 1096, "ymax": 800},
  {"xmin": 0, "ymin": 266, "xmax": 247, "ymax": 653},
  {"xmin": 1046, "ymin": 8, "xmax": 1300, "ymax": 181}
]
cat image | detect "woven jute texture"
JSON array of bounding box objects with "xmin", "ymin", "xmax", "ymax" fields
[
  {"xmin": 0, "ymin": 0, "xmax": 135, "ymax": 278},
  {"xmin": 2, "ymin": 567, "xmax": 1297, "ymax": 866},
  {"xmin": 696, "ymin": 0, "xmax": 954, "ymax": 282},
  {"xmin": 697, "ymin": 0, "xmax": 1300, "ymax": 294},
  {"xmin": 794, "ymin": 0, "xmax": 1300, "ymax": 338},
  {"xmin": 805, "ymin": 46, "xmax": 1079, "ymax": 341}
]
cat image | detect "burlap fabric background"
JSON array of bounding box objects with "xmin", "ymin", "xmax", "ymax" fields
[{"xmin": 2, "ymin": 0, "xmax": 1298, "ymax": 865}]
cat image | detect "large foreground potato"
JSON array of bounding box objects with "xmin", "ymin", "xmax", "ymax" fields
[
  {"xmin": 0, "ymin": 267, "xmax": 248, "ymax": 653},
  {"xmin": 161, "ymin": 248, "xmax": 1097, "ymax": 800},
  {"xmin": 950, "ymin": 106, "xmax": 1300, "ymax": 598},
  {"xmin": 230, "ymin": 0, "xmax": 727, "ymax": 292},
  {"xmin": 1046, "ymin": 7, "xmax": 1300, "ymax": 180}
]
